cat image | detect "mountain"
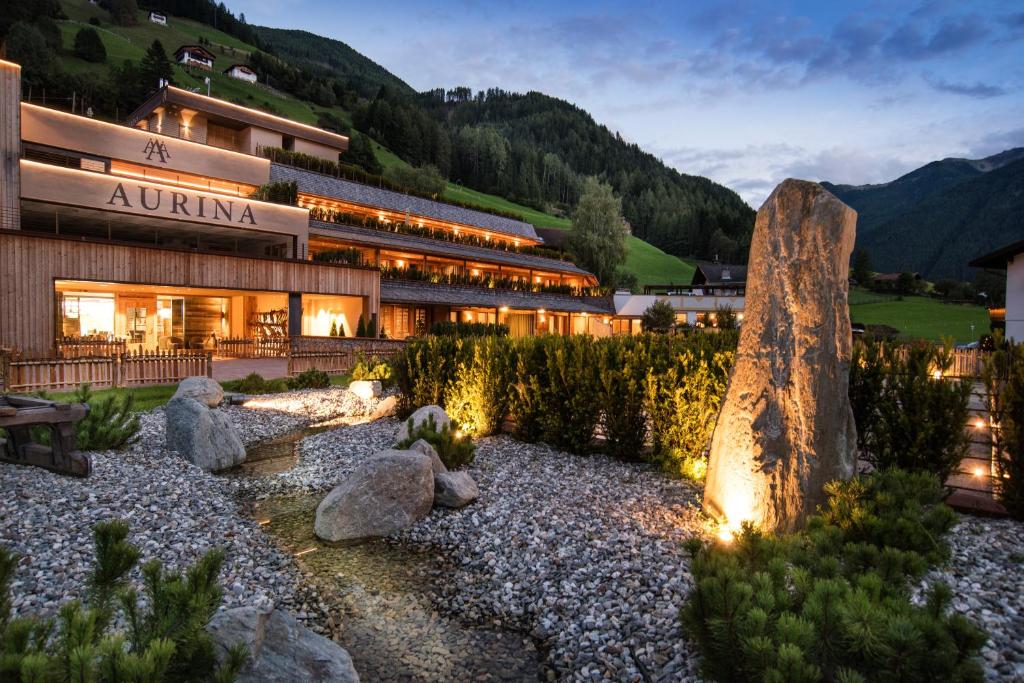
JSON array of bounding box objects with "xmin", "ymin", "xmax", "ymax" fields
[{"xmin": 823, "ymin": 148, "xmax": 1024, "ymax": 280}]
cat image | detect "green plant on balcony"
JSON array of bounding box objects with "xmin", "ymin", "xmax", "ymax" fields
[
  {"xmin": 312, "ymin": 247, "xmax": 366, "ymax": 267},
  {"xmin": 379, "ymin": 265, "xmax": 603, "ymax": 297}
]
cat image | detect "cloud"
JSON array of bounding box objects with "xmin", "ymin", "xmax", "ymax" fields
[
  {"xmin": 968, "ymin": 127, "xmax": 1024, "ymax": 157},
  {"xmin": 924, "ymin": 73, "xmax": 1007, "ymax": 98}
]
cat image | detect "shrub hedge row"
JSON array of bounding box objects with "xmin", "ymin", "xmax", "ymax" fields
[{"xmin": 391, "ymin": 332, "xmax": 737, "ymax": 475}]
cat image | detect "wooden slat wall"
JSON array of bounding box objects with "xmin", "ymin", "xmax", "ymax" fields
[
  {"xmin": 0, "ymin": 232, "xmax": 379, "ymax": 354},
  {"xmin": 0, "ymin": 60, "xmax": 20, "ymax": 230}
]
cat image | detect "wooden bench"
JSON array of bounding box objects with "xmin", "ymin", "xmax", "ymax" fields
[{"xmin": 0, "ymin": 396, "xmax": 91, "ymax": 477}]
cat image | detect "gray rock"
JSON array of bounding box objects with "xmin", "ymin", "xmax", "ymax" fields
[
  {"xmin": 172, "ymin": 376, "xmax": 224, "ymax": 408},
  {"xmin": 704, "ymin": 179, "xmax": 858, "ymax": 533},
  {"xmin": 434, "ymin": 470, "xmax": 479, "ymax": 508},
  {"xmin": 409, "ymin": 439, "xmax": 447, "ymax": 474},
  {"xmin": 395, "ymin": 404, "xmax": 450, "ymax": 443},
  {"xmin": 208, "ymin": 605, "xmax": 359, "ymax": 683},
  {"xmin": 314, "ymin": 449, "xmax": 434, "ymax": 541},
  {"xmin": 369, "ymin": 395, "xmax": 398, "ymax": 421},
  {"xmin": 165, "ymin": 397, "xmax": 245, "ymax": 471},
  {"xmin": 349, "ymin": 380, "xmax": 382, "ymax": 401}
]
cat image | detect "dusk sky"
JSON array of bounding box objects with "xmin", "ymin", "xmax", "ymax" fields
[{"xmin": 231, "ymin": 0, "xmax": 1024, "ymax": 207}]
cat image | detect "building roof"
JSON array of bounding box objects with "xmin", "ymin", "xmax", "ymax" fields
[
  {"xmin": 969, "ymin": 241, "xmax": 1024, "ymax": 270},
  {"xmin": 309, "ymin": 220, "xmax": 592, "ymax": 277},
  {"xmin": 692, "ymin": 262, "xmax": 747, "ymax": 286},
  {"xmin": 273, "ymin": 164, "xmax": 539, "ymax": 241},
  {"xmin": 224, "ymin": 64, "xmax": 254, "ymax": 74},
  {"xmin": 381, "ymin": 280, "xmax": 614, "ymax": 314},
  {"xmin": 871, "ymin": 272, "xmax": 921, "ymax": 281},
  {"xmin": 174, "ymin": 45, "xmax": 216, "ymax": 62},
  {"xmin": 127, "ymin": 86, "xmax": 349, "ymax": 153}
]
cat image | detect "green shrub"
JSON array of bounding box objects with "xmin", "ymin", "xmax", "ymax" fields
[
  {"xmin": 73, "ymin": 26, "xmax": 106, "ymax": 62},
  {"xmin": 429, "ymin": 320, "xmax": 510, "ymax": 337},
  {"xmin": 396, "ymin": 413, "xmax": 475, "ymax": 470},
  {"xmin": 683, "ymin": 469, "xmax": 984, "ymax": 683},
  {"xmin": 508, "ymin": 338, "xmax": 548, "ymax": 443},
  {"xmin": 850, "ymin": 342, "xmax": 971, "ymax": 482},
  {"xmin": 445, "ymin": 336, "xmax": 510, "ymax": 436},
  {"xmin": 73, "ymin": 383, "xmax": 141, "ymax": 451},
  {"xmin": 351, "ymin": 354, "xmax": 392, "ymax": 383},
  {"xmin": 249, "ymin": 180, "xmax": 298, "ymax": 205},
  {"xmin": 640, "ymin": 300, "xmax": 676, "ymax": 333},
  {"xmin": 286, "ymin": 368, "xmax": 330, "ymax": 390},
  {"xmin": 228, "ymin": 372, "xmax": 287, "ymax": 395},
  {"xmin": 538, "ymin": 335, "xmax": 601, "ymax": 453},
  {"xmin": 597, "ymin": 336, "xmax": 649, "ymax": 460},
  {"xmin": 983, "ymin": 341, "xmax": 1024, "ymax": 519},
  {"xmin": 0, "ymin": 520, "xmax": 247, "ymax": 681}
]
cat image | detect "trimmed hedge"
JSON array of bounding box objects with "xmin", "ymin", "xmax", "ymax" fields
[{"xmin": 391, "ymin": 332, "xmax": 736, "ymax": 474}]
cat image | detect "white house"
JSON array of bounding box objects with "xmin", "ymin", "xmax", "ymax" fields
[
  {"xmin": 174, "ymin": 45, "xmax": 216, "ymax": 71},
  {"xmin": 224, "ymin": 64, "xmax": 257, "ymax": 83},
  {"xmin": 148, "ymin": 11, "xmax": 167, "ymax": 25},
  {"xmin": 970, "ymin": 242, "xmax": 1021, "ymax": 340}
]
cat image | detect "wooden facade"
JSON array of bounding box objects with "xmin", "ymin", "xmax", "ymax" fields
[
  {"xmin": 0, "ymin": 231, "xmax": 379, "ymax": 354},
  {"xmin": 1, "ymin": 61, "xmax": 20, "ymax": 230}
]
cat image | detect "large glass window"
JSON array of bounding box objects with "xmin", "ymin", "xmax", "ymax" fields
[{"xmin": 60, "ymin": 294, "xmax": 115, "ymax": 338}]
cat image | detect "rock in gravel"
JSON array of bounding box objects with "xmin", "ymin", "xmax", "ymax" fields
[
  {"xmin": 368, "ymin": 396, "xmax": 398, "ymax": 421},
  {"xmin": 165, "ymin": 397, "xmax": 245, "ymax": 471},
  {"xmin": 314, "ymin": 449, "xmax": 434, "ymax": 541},
  {"xmin": 209, "ymin": 605, "xmax": 359, "ymax": 683},
  {"xmin": 433, "ymin": 471, "xmax": 478, "ymax": 508},
  {"xmin": 408, "ymin": 439, "xmax": 446, "ymax": 475},
  {"xmin": 349, "ymin": 380, "xmax": 382, "ymax": 402},
  {"xmin": 172, "ymin": 376, "xmax": 225, "ymax": 408},
  {"xmin": 704, "ymin": 178, "xmax": 857, "ymax": 533},
  {"xmin": 395, "ymin": 405, "xmax": 450, "ymax": 443}
]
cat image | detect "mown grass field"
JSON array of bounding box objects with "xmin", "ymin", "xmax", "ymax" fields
[{"xmin": 848, "ymin": 288, "xmax": 989, "ymax": 343}]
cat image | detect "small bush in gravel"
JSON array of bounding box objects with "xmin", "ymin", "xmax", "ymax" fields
[
  {"xmin": 850, "ymin": 342, "xmax": 971, "ymax": 482},
  {"xmin": 73, "ymin": 383, "xmax": 141, "ymax": 451},
  {"xmin": 983, "ymin": 341, "xmax": 1024, "ymax": 519},
  {"xmin": 351, "ymin": 354, "xmax": 392, "ymax": 383},
  {"xmin": 0, "ymin": 520, "xmax": 247, "ymax": 681},
  {"xmin": 683, "ymin": 469, "xmax": 985, "ymax": 683},
  {"xmin": 230, "ymin": 372, "xmax": 287, "ymax": 395},
  {"xmin": 397, "ymin": 413, "xmax": 475, "ymax": 469},
  {"xmin": 286, "ymin": 368, "xmax": 330, "ymax": 390}
]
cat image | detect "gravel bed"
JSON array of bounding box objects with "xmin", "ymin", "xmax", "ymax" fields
[
  {"xmin": 919, "ymin": 516, "xmax": 1024, "ymax": 682},
  {"xmin": 0, "ymin": 387, "xmax": 366, "ymax": 627}
]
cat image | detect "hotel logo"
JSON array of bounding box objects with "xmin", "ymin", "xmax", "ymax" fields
[{"xmin": 143, "ymin": 138, "xmax": 171, "ymax": 163}]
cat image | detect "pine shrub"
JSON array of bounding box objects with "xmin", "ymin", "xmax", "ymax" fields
[
  {"xmin": 538, "ymin": 335, "xmax": 601, "ymax": 454},
  {"xmin": 286, "ymin": 368, "xmax": 330, "ymax": 390},
  {"xmin": 508, "ymin": 338, "xmax": 549, "ymax": 443},
  {"xmin": 445, "ymin": 337, "xmax": 510, "ymax": 436},
  {"xmin": 850, "ymin": 343, "xmax": 971, "ymax": 482},
  {"xmin": 0, "ymin": 520, "xmax": 247, "ymax": 681},
  {"xmin": 396, "ymin": 413, "xmax": 475, "ymax": 469},
  {"xmin": 683, "ymin": 469, "xmax": 985, "ymax": 683},
  {"xmin": 983, "ymin": 341, "xmax": 1024, "ymax": 518},
  {"xmin": 351, "ymin": 354, "xmax": 392, "ymax": 383},
  {"xmin": 73, "ymin": 383, "xmax": 141, "ymax": 451},
  {"xmin": 355, "ymin": 315, "xmax": 367, "ymax": 338},
  {"xmin": 597, "ymin": 336, "xmax": 649, "ymax": 460}
]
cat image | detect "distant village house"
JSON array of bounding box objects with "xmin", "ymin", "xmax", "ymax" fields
[
  {"xmin": 174, "ymin": 45, "xmax": 216, "ymax": 71},
  {"xmin": 224, "ymin": 64, "xmax": 257, "ymax": 83},
  {"xmin": 149, "ymin": 11, "xmax": 167, "ymax": 25}
]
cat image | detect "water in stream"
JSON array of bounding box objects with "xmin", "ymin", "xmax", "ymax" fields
[{"xmin": 232, "ymin": 427, "xmax": 543, "ymax": 682}]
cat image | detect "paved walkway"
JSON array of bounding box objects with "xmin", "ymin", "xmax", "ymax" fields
[{"xmin": 212, "ymin": 358, "xmax": 288, "ymax": 382}]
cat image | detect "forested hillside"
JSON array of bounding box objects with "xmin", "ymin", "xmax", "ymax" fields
[{"xmin": 824, "ymin": 148, "xmax": 1024, "ymax": 280}]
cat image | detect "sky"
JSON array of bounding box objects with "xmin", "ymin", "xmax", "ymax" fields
[{"xmin": 231, "ymin": 0, "xmax": 1024, "ymax": 207}]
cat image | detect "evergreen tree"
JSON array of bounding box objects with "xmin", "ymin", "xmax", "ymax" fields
[
  {"xmin": 367, "ymin": 315, "xmax": 378, "ymax": 338},
  {"xmin": 139, "ymin": 39, "xmax": 174, "ymax": 90},
  {"xmin": 355, "ymin": 314, "xmax": 367, "ymax": 338},
  {"xmin": 852, "ymin": 248, "xmax": 873, "ymax": 285},
  {"xmin": 640, "ymin": 300, "xmax": 676, "ymax": 333},
  {"xmin": 107, "ymin": 0, "xmax": 139, "ymax": 26},
  {"xmin": 74, "ymin": 26, "xmax": 107, "ymax": 63},
  {"xmin": 568, "ymin": 178, "xmax": 628, "ymax": 285}
]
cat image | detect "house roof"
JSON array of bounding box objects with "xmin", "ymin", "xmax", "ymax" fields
[
  {"xmin": 381, "ymin": 280, "xmax": 614, "ymax": 314},
  {"xmin": 224, "ymin": 64, "xmax": 254, "ymax": 74},
  {"xmin": 174, "ymin": 45, "xmax": 216, "ymax": 61},
  {"xmin": 969, "ymin": 241, "xmax": 1024, "ymax": 270},
  {"xmin": 309, "ymin": 220, "xmax": 593, "ymax": 277},
  {"xmin": 692, "ymin": 262, "xmax": 747, "ymax": 286},
  {"xmin": 871, "ymin": 272, "xmax": 921, "ymax": 281},
  {"xmin": 273, "ymin": 164, "xmax": 539, "ymax": 241}
]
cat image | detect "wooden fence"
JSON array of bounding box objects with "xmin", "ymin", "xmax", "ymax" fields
[
  {"xmin": 287, "ymin": 337, "xmax": 408, "ymax": 376},
  {"xmin": 55, "ymin": 337, "xmax": 128, "ymax": 359},
  {"xmin": 215, "ymin": 337, "xmax": 289, "ymax": 358},
  {"xmin": 0, "ymin": 350, "xmax": 212, "ymax": 393}
]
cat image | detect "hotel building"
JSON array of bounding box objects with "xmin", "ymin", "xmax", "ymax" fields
[{"xmin": 0, "ymin": 60, "xmax": 611, "ymax": 355}]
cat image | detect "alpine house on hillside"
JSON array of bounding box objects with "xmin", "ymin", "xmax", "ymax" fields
[{"xmin": 0, "ymin": 61, "xmax": 610, "ymax": 355}]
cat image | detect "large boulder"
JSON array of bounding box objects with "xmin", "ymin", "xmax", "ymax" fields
[
  {"xmin": 703, "ymin": 179, "xmax": 858, "ymax": 533},
  {"xmin": 165, "ymin": 397, "xmax": 245, "ymax": 471},
  {"xmin": 434, "ymin": 471, "xmax": 479, "ymax": 508},
  {"xmin": 314, "ymin": 449, "xmax": 434, "ymax": 541},
  {"xmin": 408, "ymin": 438, "xmax": 446, "ymax": 475},
  {"xmin": 395, "ymin": 405, "xmax": 450, "ymax": 443},
  {"xmin": 368, "ymin": 395, "xmax": 398, "ymax": 421},
  {"xmin": 208, "ymin": 605, "xmax": 359, "ymax": 683},
  {"xmin": 348, "ymin": 380, "xmax": 382, "ymax": 402},
  {"xmin": 172, "ymin": 376, "xmax": 224, "ymax": 408}
]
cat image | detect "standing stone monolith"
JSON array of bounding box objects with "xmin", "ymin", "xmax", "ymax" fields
[{"xmin": 703, "ymin": 179, "xmax": 858, "ymax": 533}]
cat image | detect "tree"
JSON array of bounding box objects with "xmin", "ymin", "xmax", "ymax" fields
[
  {"xmin": 73, "ymin": 26, "xmax": 106, "ymax": 63},
  {"xmin": 139, "ymin": 39, "xmax": 174, "ymax": 90},
  {"xmin": 852, "ymin": 248, "xmax": 872, "ymax": 285},
  {"xmin": 896, "ymin": 271, "xmax": 919, "ymax": 296},
  {"xmin": 568, "ymin": 178, "xmax": 628, "ymax": 285},
  {"xmin": 355, "ymin": 314, "xmax": 367, "ymax": 338},
  {"xmin": 107, "ymin": 0, "xmax": 139, "ymax": 26},
  {"xmin": 641, "ymin": 300, "xmax": 676, "ymax": 333},
  {"xmin": 345, "ymin": 132, "xmax": 382, "ymax": 175},
  {"xmin": 4, "ymin": 22, "xmax": 56, "ymax": 87}
]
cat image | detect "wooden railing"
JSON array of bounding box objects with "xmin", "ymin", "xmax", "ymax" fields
[
  {"xmin": 215, "ymin": 337, "xmax": 289, "ymax": 358},
  {"xmin": 55, "ymin": 337, "xmax": 128, "ymax": 358},
  {"xmin": 0, "ymin": 350, "xmax": 212, "ymax": 393}
]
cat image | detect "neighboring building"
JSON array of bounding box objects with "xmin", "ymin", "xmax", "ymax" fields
[
  {"xmin": 0, "ymin": 62, "xmax": 608, "ymax": 354},
  {"xmin": 224, "ymin": 64, "xmax": 257, "ymax": 83},
  {"xmin": 870, "ymin": 271, "xmax": 921, "ymax": 287},
  {"xmin": 970, "ymin": 242, "xmax": 1024, "ymax": 340},
  {"xmin": 612, "ymin": 263, "xmax": 746, "ymax": 334},
  {"xmin": 174, "ymin": 45, "xmax": 216, "ymax": 71},
  {"xmin": 149, "ymin": 11, "xmax": 167, "ymax": 25}
]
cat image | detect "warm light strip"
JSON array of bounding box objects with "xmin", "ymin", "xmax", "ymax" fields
[
  {"xmin": 165, "ymin": 86, "xmax": 348, "ymax": 146},
  {"xmin": 293, "ymin": 547, "xmax": 318, "ymax": 557},
  {"xmin": 109, "ymin": 165, "xmax": 254, "ymax": 197}
]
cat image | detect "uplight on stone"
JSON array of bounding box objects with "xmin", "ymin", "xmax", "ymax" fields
[{"xmin": 703, "ymin": 179, "xmax": 858, "ymax": 533}]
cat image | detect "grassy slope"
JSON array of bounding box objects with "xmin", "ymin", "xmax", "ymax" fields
[{"xmin": 848, "ymin": 288, "xmax": 989, "ymax": 343}]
